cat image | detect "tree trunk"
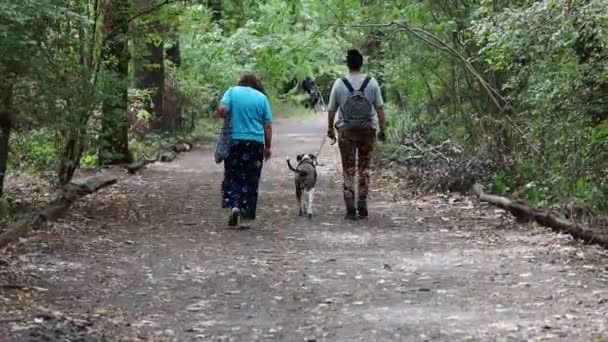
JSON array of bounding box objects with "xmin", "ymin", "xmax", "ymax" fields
[
  {"xmin": 57, "ymin": 115, "xmax": 88, "ymax": 185},
  {"xmin": 163, "ymin": 74, "xmax": 183, "ymax": 132},
  {"xmin": 362, "ymin": 30, "xmax": 387, "ymax": 100},
  {"xmin": 136, "ymin": 37, "xmax": 165, "ymax": 130},
  {"xmin": 134, "ymin": 0, "xmax": 185, "ymax": 132},
  {"xmin": 0, "ymin": 122, "xmax": 10, "ymax": 198},
  {"xmin": 0, "ymin": 79, "xmax": 14, "ymax": 198},
  {"xmin": 209, "ymin": 0, "xmax": 222, "ymax": 24},
  {"xmin": 99, "ymin": 0, "xmax": 133, "ymax": 165},
  {"xmin": 57, "ymin": 23, "xmax": 98, "ymax": 185},
  {"xmin": 133, "ymin": 0, "xmax": 165, "ymax": 130},
  {"xmin": 163, "ymin": 32, "xmax": 182, "ymax": 132},
  {"xmin": 166, "ymin": 39, "xmax": 181, "ymax": 67}
]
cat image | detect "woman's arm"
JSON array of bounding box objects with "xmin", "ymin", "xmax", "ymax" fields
[
  {"xmin": 261, "ymin": 96, "xmax": 273, "ymax": 160},
  {"xmin": 216, "ymin": 88, "xmax": 232, "ymax": 119},
  {"xmin": 216, "ymin": 105, "xmax": 228, "ymax": 119},
  {"xmin": 264, "ymin": 123, "xmax": 272, "ymax": 160}
]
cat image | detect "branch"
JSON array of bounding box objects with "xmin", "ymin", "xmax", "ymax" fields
[
  {"xmin": 0, "ymin": 173, "xmax": 117, "ymax": 249},
  {"xmin": 103, "ymin": 0, "xmax": 184, "ymax": 44},
  {"xmin": 335, "ymin": 21, "xmax": 550, "ymax": 159},
  {"xmin": 88, "ymin": 0, "xmax": 100, "ymax": 69},
  {"xmin": 127, "ymin": 0, "xmax": 184, "ymax": 24},
  {"xmin": 334, "ymin": 21, "xmax": 507, "ymax": 111},
  {"xmin": 473, "ymin": 184, "xmax": 608, "ymax": 249}
]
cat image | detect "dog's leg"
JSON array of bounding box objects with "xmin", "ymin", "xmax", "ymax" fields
[
  {"xmin": 307, "ymin": 188, "xmax": 315, "ymax": 219},
  {"xmin": 302, "ymin": 190, "xmax": 310, "ymax": 213},
  {"xmin": 296, "ymin": 186, "xmax": 303, "ymax": 216}
]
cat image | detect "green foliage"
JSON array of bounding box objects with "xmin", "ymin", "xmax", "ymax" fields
[
  {"xmin": 346, "ymin": 0, "xmax": 608, "ymax": 218},
  {"xmin": 179, "ymin": 0, "xmax": 348, "ymax": 105},
  {"xmin": 191, "ymin": 118, "xmax": 221, "ymax": 143},
  {"xmin": 8, "ymin": 129, "xmax": 58, "ymax": 173},
  {"xmin": 467, "ymin": 0, "xmax": 607, "ymax": 214},
  {"xmin": 1, "ymin": 0, "xmax": 605, "ymax": 221},
  {"xmin": 80, "ymin": 154, "xmax": 98, "ymax": 169},
  {"xmin": 271, "ymin": 101, "xmax": 318, "ymax": 119}
]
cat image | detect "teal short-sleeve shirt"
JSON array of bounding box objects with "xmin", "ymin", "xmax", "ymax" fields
[{"xmin": 220, "ymin": 86, "xmax": 272, "ymax": 143}]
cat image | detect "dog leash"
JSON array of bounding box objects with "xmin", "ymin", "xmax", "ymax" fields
[
  {"xmin": 315, "ymin": 136, "xmax": 328, "ymax": 158},
  {"xmin": 308, "ymin": 85, "xmax": 326, "ymax": 114},
  {"xmin": 311, "ymin": 88, "xmax": 336, "ymax": 162},
  {"xmin": 315, "ymin": 90, "xmax": 327, "ymax": 113}
]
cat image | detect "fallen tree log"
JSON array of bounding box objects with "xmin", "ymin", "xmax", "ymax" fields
[
  {"xmin": 0, "ymin": 172, "xmax": 117, "ymax": 249},
  {"xmin": 159, "ymin": 151, "xmax": 177, "ymax": 163},
  {"xmin": 124, "ymin": 160, "xmax": 149, "ymax": 174},
  {"xmin": 171, "ymin": 142, "xmax": 192, "ymax": 153},
  {"xmin": 472, "ymin": 183, "xmax": 608, "ymax": 249},
  {"xmin": 123, "ymin": 155, "xmax": 158, "ymax": 174},
  {"xmin": 123, "ymin": 142, "xmax": 192, "ymax": 174}
]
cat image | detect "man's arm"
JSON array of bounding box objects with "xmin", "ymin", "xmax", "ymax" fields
[
  {"xmin": 327, "ymin": 80, "xmax": 339, "ymax": 140},
  {"xmin": 377, "ymin": 107, "xmax": 387, "ymax": 141},
  {"xmin": 372, "ymin": 78, "xmax": 387, "ymax": 140},
  {"xmin": 377, "ymin": 107, "xmax": 386, "ymax": 131},
  {"xmin": 327, "ymin": 110, "xmax": 337, "ymax": 140}
]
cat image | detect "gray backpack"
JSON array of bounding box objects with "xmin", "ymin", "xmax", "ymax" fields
[{"xmin": 340, "ymin": 77, "xmax": 373, "ymax": 129}]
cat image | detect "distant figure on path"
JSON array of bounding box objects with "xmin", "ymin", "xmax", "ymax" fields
[
  {"xmin": 327, "ymin": 49, "xmax": 386, "ymax": 220},
  {"xmin": 216, "ymin": 74, "xmax": 273, "ymax": 227},
  {"xmin": 301, "ymin": 77, "xmax": 321, "ymax": 109}
]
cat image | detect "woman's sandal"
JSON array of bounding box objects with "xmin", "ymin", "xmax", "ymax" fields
[{"xmin": 228, "ymin": 208, "xmax": 240, "ymax": 227}]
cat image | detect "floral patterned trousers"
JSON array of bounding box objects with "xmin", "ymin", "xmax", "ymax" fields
[
  {"xmin": 222, "ymin": 140, "xmax": 264, "ymax": 220},
  {"xmin": 338, "ymin": 128, "xmax": 376, "ymax": 200}
]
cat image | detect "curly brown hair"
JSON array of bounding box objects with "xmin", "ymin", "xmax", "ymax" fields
[{"xmin": 238, "ymin": 73, "xmax": 266, "ymax": 95}]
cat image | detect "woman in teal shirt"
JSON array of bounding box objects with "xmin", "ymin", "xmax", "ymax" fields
[{"xmin": 217, "ymin": 74, "xmax": 273, "ymax": 226}]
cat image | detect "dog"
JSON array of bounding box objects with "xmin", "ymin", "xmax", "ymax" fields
[{"xmin": 287, "ymin": 153, "xmax": 318, "ymax": 218}]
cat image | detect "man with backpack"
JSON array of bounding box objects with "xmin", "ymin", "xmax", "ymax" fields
[{"xmin": 327, "ymin": 49, "xmax": 386, "ymax": 220}]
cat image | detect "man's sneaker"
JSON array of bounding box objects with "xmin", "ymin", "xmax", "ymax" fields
[
  {"xmin": 345, "ymin": 197, "xmax": 357, "ymax": 221},
  {"xmin": 228, "ymin": 208, "xmax": 240, "ymax": 227},
  {"xmin": 357, "ymin": 197, "xmax": 368, "ymax": 219}
]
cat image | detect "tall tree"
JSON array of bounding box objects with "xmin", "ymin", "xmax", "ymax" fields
[
  {"xmin": 163, "ymin": 34, "xmax": 183, "ymax": 132},
  {"xmin": 134, "ymin": 0, "xmax": 166, "ymax": 131},
  {"xmin": 0, "ymin": 0, "xmax": 38, "ymax": 196},
  {"xmin": 57, "ymin": 1, "xmax": 102, "ymax": 185},
  {"xmin": 99, "ymin": 0, "xmax": 133, "ymax": 164},
  {"xmin": 209, "ymin": 0, "xmax": 222, "ymax": 24},
  {"xmin": 0, "ymin": 77, "xmax": 14, "ymax": 198},
  {"xmin": 166, "ymin": 39, "xmax": 181, "ymax": 67}
]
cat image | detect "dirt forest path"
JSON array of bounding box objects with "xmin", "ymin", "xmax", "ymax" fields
[{"xmin": 2, "ymin": 117, "xmax": 608, "ymax": 341}]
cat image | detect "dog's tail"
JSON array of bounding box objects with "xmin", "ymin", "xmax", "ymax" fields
[{"xmin": 286, "ymin": 157, "xmax": 307, "ymax": 176}]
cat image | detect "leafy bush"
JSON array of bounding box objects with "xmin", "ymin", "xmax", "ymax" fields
[
  {"xmin": 9, "ymin": 129, "xmax": 58, "ymax": 174},
  {"xmin": 360, "ymin": 0, "xmax": 608, "ymax": 221}
]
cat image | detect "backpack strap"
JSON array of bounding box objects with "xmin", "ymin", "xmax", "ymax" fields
[
  {"xmin": 359, "ymin": 76, "xmax": 372, "ymax": 92},
  {"xmin": 341, "ymin": 78, "xmax": 355, "ymax": 93}
]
